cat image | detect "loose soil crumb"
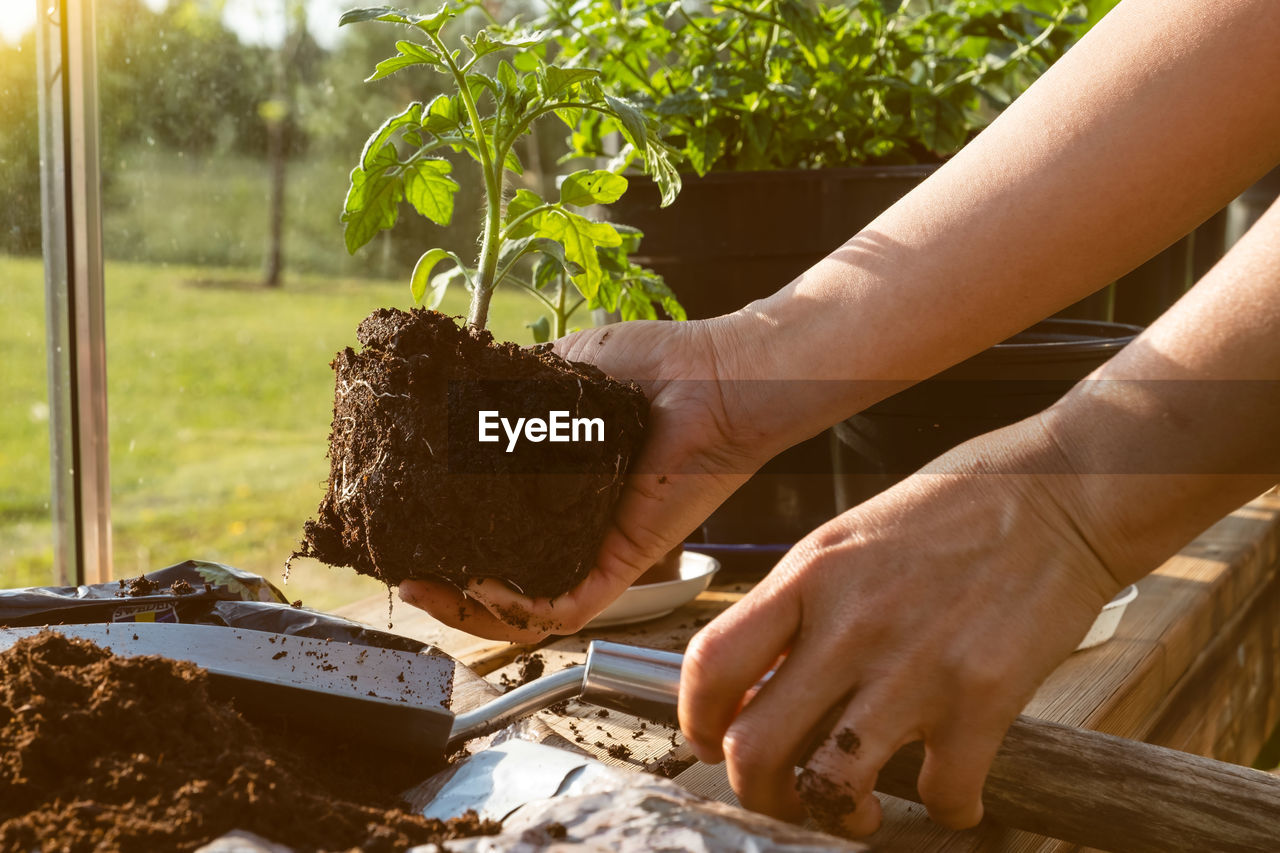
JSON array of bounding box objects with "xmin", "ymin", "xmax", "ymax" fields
[
  {"xmin": 543, "ymin": 821, "xmax": 568, "ymax": 839},
  {"xmin": 0, "ymin": 632, "xmax": 500, "ymax": 852},
  {"xmin": 646, "ymin": 755, "xmax": 696, "ymax": 779},
  {"xmin": 497, "ymin": 653, "xmax": 546, "ymax": 693},
  {"xmin": 796, "ymin": 768, "xmax": 857, "ymax": 836},
  {"xmin": 116, "ymin": 574, "xmax": 160, "ymax": 597},
  {"xmin": 170, "ymin": 579, "xmax": 195, "ymax": 596},
  {"xmin": 605, "ymin": 743, "xmax": 633, "ymax": 761}
]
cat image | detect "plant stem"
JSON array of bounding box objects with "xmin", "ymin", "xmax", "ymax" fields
[
  {"xmin": 430, "ymin": 29, "xmax": 502, "ymax": 330},
  {"xmin": 553, "ymin": 275, "xmax": 568, "ymax": 338}
]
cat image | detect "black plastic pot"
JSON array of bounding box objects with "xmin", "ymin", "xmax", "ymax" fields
[
  {"xmin": 612, "ymin": 165, "xmax": 938, "ymax": 320},
  {"xmin": 612, "ymin": 166, "xmax": 938, "ymax": 572},
  {"xmin": 833, "ymin": 318, "xmax": 1142, "ymax": 512}
]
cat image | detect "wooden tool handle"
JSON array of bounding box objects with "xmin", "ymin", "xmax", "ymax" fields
[{"xmin": 876, "ymin": 714, "xmax": 1280, "ymax": 853}]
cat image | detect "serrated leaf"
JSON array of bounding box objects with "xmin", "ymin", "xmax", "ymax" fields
[
  {"xmin": 495, "ymin": 59, "xmax": 519, "ymax": 95},
  {"xmin": 410, "ymin": 247, "xmax": 453, "ymax": 305},
  {"xmin": 402, "ymin": 158, "xmax": 459, "ymax": 225},
  {"xmin": 686, "ymin": 124, "xmax": 724, "ymax": 176},
  {"xmin": 558, "ymin": 169, "xmax": 628, "ymax": 207},
  {"xmin": 409, "ymin": 2, "xmax": 455, "ymax": 34},
  {"xmin": 603, "ymin": 93, "xmax": 648, "ymax": 151},
  {"xmin": 342, "ymin": 165, "xmax": 400, "ymax": 254},
  {"xmin": 339, "ymin": 6, "xmax": 410, "ymax": 26},
  {"xmin": 542, "ymin": 65, "xmax": 600, "ymax": 99},
  {"xmin": 368, "ymin": 40, "xmax": 442, "ymax": 81},
  {"xmin": 465, "ymin": 29, "xmax": 546, "ymax": 61},
  {"xmin": 533, "ymin": 209, "xmax": 620, "ymax": 297},
  {"xmin": 504, "ymin": 188, "xmax": 546, "ymax": 238},
  {"xmin": 467, "ymin": 73, "xmax": 499, "ymax": 106},
  {"xmin": 422, "ymin": 93, "xmax": 463, "ymax": 134},
  {"xmin": 340, "ymin": 3, "xmax": 454, "ymax": 33},
  {"xmin": 359, "ymin": 102, "xmax": 423, "ymax": 169}
]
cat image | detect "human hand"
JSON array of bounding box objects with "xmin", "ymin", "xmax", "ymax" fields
[
  {"xmin": 678, "ymin": 417, "xmax": 1124, "ymax": 836},
  {"xmin": 398, "ymin": 315, "xmax": 784, "ymax": 640}
]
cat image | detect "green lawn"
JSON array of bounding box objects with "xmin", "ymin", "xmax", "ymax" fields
[{"xmin": 0, "ymin": 254, "xmax": 543, "ymax": 610}]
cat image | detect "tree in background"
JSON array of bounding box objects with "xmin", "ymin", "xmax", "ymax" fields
[{"xmin": 0, "ymin": 33, "xmax": 39, "ymax": 256}]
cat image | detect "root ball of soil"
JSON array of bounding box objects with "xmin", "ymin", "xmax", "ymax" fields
[{"xmin": 295, "ymin": 308, "xmax": 648, "ymax": 599}]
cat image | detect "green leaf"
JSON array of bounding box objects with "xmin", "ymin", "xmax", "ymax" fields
[
  {"xmin": 554, "ymin": 106, "xmax": 584, "ymax": 130},
  {"xmin": 464, "ymin": 29, "xmax": 546, "ymax": 61},
  {"xmin": 339, "ymin": 6, "xmax": 411, "ymax": 26},
  {"xmin": 402, "ymin": 158, "xmax": 459, "ymax": 225},
  {"xmin": 558, "ymin": 169, "xmax": 628, "ymax": 207},
  {"xmin": 504, "ymin": 188, "xmax": 546, "ymax": 238},
  {"xmin": 686, "ymin": 124, "xmax": 724, "ymax": 176},
  {"xmin": 541, "ymin": 66, "xmax": 601, "ymax": 99},
  {"xmin": 359, "ymin": 102, "xmax": 423, "ymax": 170},
  {"xmin": 340, "ymin": 3, "xmax": 454, "ymax": 33},
  {"xmin": 410, "ymin": 247, "xmax": 454, "ymax": 306},
  {"xmin": 368, "ymin": 40, "xmax": 442, "ymax": 81},
  {"xmin": 526, "ymin": 315, "xmax": 551, "ymax": 344},
  {"xmin": 342, "ymin": 165, "xmax": 400, "ymax": 254},
  {"xmin": 422, "ymin": 93, "xmax": 463, "ymax": 134},
  {"xmin": 495, "ymin": 59, "xmax": 519, "ymax": 95},
  {"xmin": 603, "ymin": 93, "xmax": 648, "ymax": 152},
  {"xmin": 534, "ymin": 209, "xmax": 620, "ymax": 297},
  {"xmin": 532, "ymin": 253, "xmax": 563, "ymax": 290}
]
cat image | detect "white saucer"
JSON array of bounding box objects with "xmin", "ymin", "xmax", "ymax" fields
[{"xmin": 585, "ymin": 552, "xmax": 720, "ymax": 629}]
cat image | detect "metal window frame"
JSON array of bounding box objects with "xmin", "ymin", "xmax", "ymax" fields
[{"xmin": 36, "ymin": 0, "xmax": 111, "ymax": 586}]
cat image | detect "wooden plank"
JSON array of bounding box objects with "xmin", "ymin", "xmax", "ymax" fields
[
  {"xmin": 874, "ymin": 715, "xmax": 1280, "ymax": 853},
  {"xmin": 1143, "ymin": 551, "xmax": 1280, "ymax": 763}
]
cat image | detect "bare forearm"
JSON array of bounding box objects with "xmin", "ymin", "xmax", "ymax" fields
[
  {"xmin": 1035, "ymin": 197, "xmax": 1280, "ymax": 586},
  {"xmin": 718, "ymin": 0, "xmax": 1280, "ymax": 452}
]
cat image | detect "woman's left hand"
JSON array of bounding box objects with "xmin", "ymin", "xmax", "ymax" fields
[{"xmin": 678, "ymin": 417, "xmax": 1123, "ymax": 836}]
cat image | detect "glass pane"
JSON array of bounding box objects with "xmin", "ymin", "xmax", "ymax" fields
[
  {"xmin": 94, "ymin": 0, "xmax": 539, "ymax": 611},
  {"xmin": 0, "ymin": 22, "xmax": 53, "ymax": 588}
]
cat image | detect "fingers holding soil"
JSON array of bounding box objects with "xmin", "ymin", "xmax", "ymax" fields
[{"xmin": 398, "ymin": 579, "xmax": 552, "ymax": 643}]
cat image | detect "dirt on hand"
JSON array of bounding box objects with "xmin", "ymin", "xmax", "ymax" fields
[{"xmin": 0, "ymin": 631, "xmax": 500, "ymax": 852}]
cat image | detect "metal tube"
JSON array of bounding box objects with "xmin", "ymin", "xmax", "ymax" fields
[
  {"xmin": 581, "ymin": 640, "xmax": 682, "ymax": 725},
  {"xmin": 447, "ymin": 665, "xmax": 584, "ymax": 747}
]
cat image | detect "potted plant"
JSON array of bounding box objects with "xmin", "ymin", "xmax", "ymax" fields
[
  {"xmin": 521, "ymin": 0, "xmax": 1111, "ymax": 561},
  {"xmin": 292, "ymin": 1, "xmax": 686, "ymax": 599}
]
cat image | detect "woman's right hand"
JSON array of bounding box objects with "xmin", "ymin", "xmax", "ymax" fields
[{"xmin": 398, "ymin": 314, "xmax": 789, "ymax": 640}]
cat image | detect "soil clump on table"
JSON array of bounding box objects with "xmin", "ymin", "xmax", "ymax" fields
[
  {"xmin": 295, "ymin": 308, "xmax": 648, "ymax": 599},
  {"xmin": 0, "ymin": 632, "xmax": 499, "ymax": 852}
]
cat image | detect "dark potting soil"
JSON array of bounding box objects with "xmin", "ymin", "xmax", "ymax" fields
[
  {"xmin": 796, "ymin": 767, "xmax": 857, "ymax": 837},
  {"xmin": 0, "ymin": 632, "xmax": 500, "ymax": 852},
  {"xmin": 115, "ymin": 574, "xmax": 160, "ymax": 598},
  {"xmin": 295, "ymin": 308, "xmax": 648, "ymax": 600}
]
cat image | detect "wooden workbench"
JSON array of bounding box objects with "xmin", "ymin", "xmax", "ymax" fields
[{"xmin": 334, "ymin": 487, "xmax": 1280, "ymax": 851}]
